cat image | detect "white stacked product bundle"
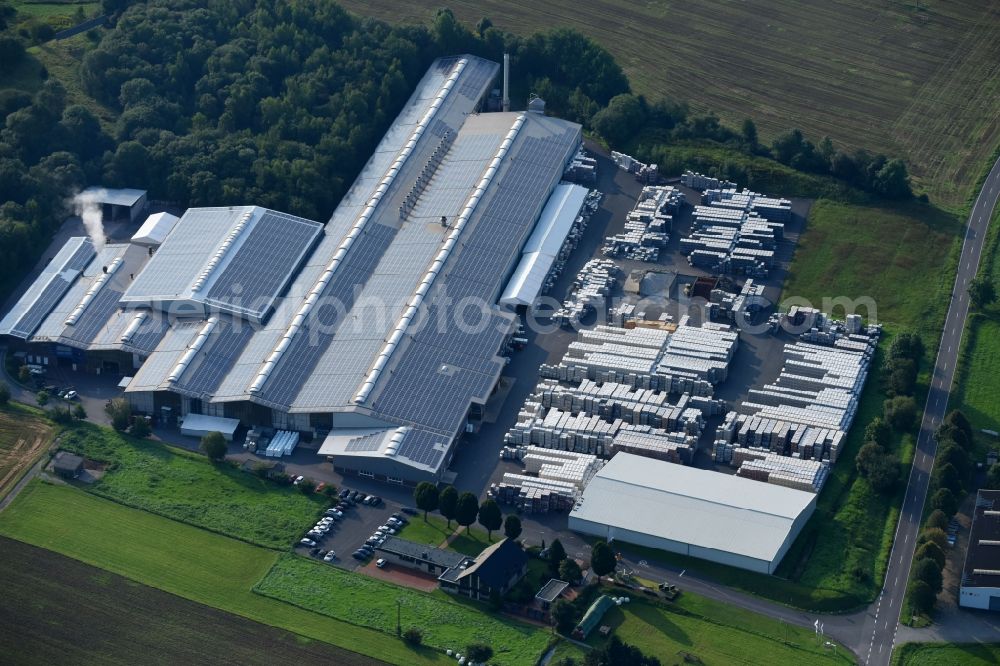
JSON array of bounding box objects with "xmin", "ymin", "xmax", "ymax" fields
[
  {"xmin": 555, "ymin": 259, "xmax": 620, "ymax": 324},
  {"xmin": 701, "ymin": 187, "xmax": 792, "ymax": 223},
  {"xmin": 656, "ymin": 321, "xmax": 738, "ymax": 384},
  {"xmin": 682, "ymin": 170, "xmax": 736, "ymax": 191},
  {"xmin": 682, "ymin": 199, "xmax": 785, "ymax": 275},
  {"xmin": 602, "ymin": 186, "xmax": 683, "ymax": 262},
  {"xmin": 732, "ymin": 450, "xmax": 828, "ymax": 493},
  {"xmin": 609, "ymin": 426, "xmax": 696, "ymax": 464}
]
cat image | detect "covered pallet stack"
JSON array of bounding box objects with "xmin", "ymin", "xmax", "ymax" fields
[
  {"xmin": 609, "ymin": 427, "xmax": 696, "ymax": 464},
  {"xmin": 555, "ymin": 259, "xmax": 620, "ymax": 324},
  {"xmin": 602, "ymin": 186, "xmax": 683, "ymax": 262},
  {"xmin": 656, "ymin": 319, "xmax": 739, "ymax": 384},
  {"xmin": 682, "ymin": 170, "xmax": 736, "ymax": 191},
  {"xmin": 732, "ymin": 449, "xmax": 829, "ymax": 493},
  {"xmin": 491, "ymin": 447, "xmax": 604, "ymax": 514},
  {"xmin": 714, "ymin": 318, "xmax": 879, "ymax": 476}
]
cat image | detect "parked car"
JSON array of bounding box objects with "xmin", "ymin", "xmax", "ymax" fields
[
  {"xmin": 63, "ymin": 390, "xmax": 78, "ymax": 400},
  {"xmin": 339, "ymin": 488, "xmax": 351, "ymax": 499},
  {"xmin": 359, "ymin": 545, "xmax": 374, "ymax": 554},
  {"xmin": 363, "ymin": 495, "xmax": 376, "ymax": 505},
  {"xmin": 300, "ymin": 538, "xmax": 317, "ymax": 548},
  {"xmin": 387, "ymin": 518, "xmax": 403, "ymax": 528},
  {"xmin": 400, "ymin": 507, "xmax": 419, "ymax": 516},
  {"xmin": 352, "ymin": 550, "xmax": 367, "ymax": 560},
  {"xmin": 370, "ymin": 496, "xmax": 382, "ymax": 506},
  {"xmin": 310, "ymin": 547, "xmax": 321, "ymax": 557},
  {"xmin": 390, "ymin": 513, "xmax": 408, "ymax": 524},
  {"xmin": 324, "ymin": 551, "xmax": 337, "ymax": 562},
  {"xmin": 376, "ymin": 558, "xmax": 387, "ymax": 569},
  {"xmin": 293, "ymin": 475, "xmax": 305, "ymax": 485},
  {"xmin": 350, "ymin": 491, "xmax": 363, "ymax": 501}
]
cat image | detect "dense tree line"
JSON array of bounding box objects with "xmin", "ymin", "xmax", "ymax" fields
[
  {"xmin": 0, "ymin": 1, "xmax": 628, "ymax": 300},
  {"xmin": 590, "ymin": 91, "xmax": 913, "ymax": 199}
]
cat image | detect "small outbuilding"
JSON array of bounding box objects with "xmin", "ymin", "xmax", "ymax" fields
[
  {"xmin": 52, "ymin": 451, "xmax": 84, "ymax": 479},
  {"xmin": 131, "ymin": 211, "xmax": 180, "ymax": 247},
  {"xmin": 79, "ymin": 187, "xmax": 148, "ymax": 223}
]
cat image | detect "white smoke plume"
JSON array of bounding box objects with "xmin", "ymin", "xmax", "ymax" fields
[{"xmin": 73, "ymin": 189, "xmax": 107, "ymax": 252}]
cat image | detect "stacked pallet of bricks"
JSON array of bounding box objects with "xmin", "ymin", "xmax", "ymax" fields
[
  {"xmin": 714, "ymin": 318, "xmax": 878, "ymax": 475},
  {"xmin": 564, "ymin": 147, "xmax": 597, "ymax": 185},
  {"xmin": 534, "ymin": 378, "xmax": 725, "ymax": 428},
  {"xmin": 554, "ymin": 259, "xmax": 620, "ymax": 325},
  {"xmin": 490, "ymin": 447, "xmax": 604, "ymax": 513},
  {"xmin": 701, "ymin": 187, "xmax": 792, "ymax": 223},
  {"xmin": 601, "ymin": 186, "xmax": 682, "ymax": 262},
  {"xmin": 682, "ymin": 205, "xmax": 783, "ymax": 276},
  {"xmin": 732, "ymin": 449, "xmax": 829, "ymax": 493},
  {"xmin": 655, "ymin": 318, "xmax": 739, "ymax": 384},
  {"xmin": 539, "ymin": 323, "xmax": 723, "ymax": 395},
  {"xmin": 609, "ymin": 427, "xmax": 696, "ymax": 464},
  {"xmin": 681, "ymin": 170, "xmax": 736, "ymax": 191},
  {"xmin": 612, "ymin": 151, "xmax": 659, "ymax": 184}
]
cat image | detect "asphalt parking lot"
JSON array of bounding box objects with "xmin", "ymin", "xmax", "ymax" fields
[{"xmin": 294, "ymin": 491, "xmax": 413, "ymax": 570}]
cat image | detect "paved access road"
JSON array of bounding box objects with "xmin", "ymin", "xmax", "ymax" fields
[{"xmin": 861, "ymin": 155, "xmax": 1000, "ymax": 665}]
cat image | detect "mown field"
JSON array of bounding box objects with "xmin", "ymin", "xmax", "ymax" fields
[
  {"xmin": 952, "ymin": 205, "xmax": 1000, "ymax": 430},
  {"xmin": 892, "ymin": 642, "xmax": 1000, "ymax": 666},
  {"xmin": 338, "ymin": 0, "xmax": 1000, "ymax": 207},
  {"xmin": 0, "ymin": 405, "xmax": 53, "ymax": 499},
  {"xmin": 594, "ymin": 593, "xmax": 850, "ymax": 666},
  {"xmin": 254, "ymin": 555, "xmax": 558, "ymax": 666},
  {"xmin": 57, "ymin": 424, "xmax": 326, "ymax": 548},
  {"xmin": 0, "ymin": 481, "xmax": 449, "ymax": 665},
  {"xmin": 0, "ymin": 535, "xmax": 383, "ymax": 666}
]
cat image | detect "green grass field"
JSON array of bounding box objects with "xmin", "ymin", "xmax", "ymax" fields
[
  {"xmin": 892, "ymin": 642, "xmax": 1000, "ymax": 666},
  {"xmin": 57, "ymin": 424, "xmax": 326, "ymax": 549},
  {"xmin": 12, "ymin": 1, "xmax": 98, "ymax": 20},
  {"xmin": 396, "ymin": 514, "xmax": 455, "ymax": 547},
  {"xmin": 952, "ymin": 206, "xmax": 1000, "ymax": 430},
  {"xmin": 595, "ymin": 593, "xmax": 850, "ymax": 665},
  {"xmin": 0, "ymin": 481, "xmax": 448, "ymax": 665},
  {"xmin": 254, "ymin": 554, "xmax": 553, "ymax": 665},
  {"xmin": 0, "ymin": 535, "xmax": 382, "ymax": 665},
  {"xmin": 338, "ymin": 0, "xmax": 1000, "ymax": 208},
  {"xmin": 782, "ymin": 200, "xmax": 962, "ymax": 339}
]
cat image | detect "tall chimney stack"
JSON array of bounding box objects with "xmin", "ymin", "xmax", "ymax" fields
[{"xmin": 502, "ymin": 53, "xmax": 510, "ymax": 112}]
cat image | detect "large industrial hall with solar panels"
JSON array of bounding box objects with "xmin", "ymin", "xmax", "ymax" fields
[{"xmin": 0, "ymin": 55, "xmax": 588, "ymax": 486}]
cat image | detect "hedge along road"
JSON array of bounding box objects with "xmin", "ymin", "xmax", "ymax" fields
[{"xmin": 860, "ymin": 153, "xmax": 1000, "ymax": 665}]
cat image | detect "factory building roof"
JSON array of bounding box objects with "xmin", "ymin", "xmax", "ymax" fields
[
  {"xmin": 961, "ymin": 490, "xmax": 1000, "ymax": 589},
  {"xmin": 120, "ymin": 206, "xmax": 323, "ymax": 323},
  {"xmin": 570, "ymin": 453, "xmax": 815, "ymax": 565}
]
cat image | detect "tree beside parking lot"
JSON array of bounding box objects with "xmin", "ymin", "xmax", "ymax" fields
[
  {"xmin": 590, "ymin": 540, "xmax": 616, "ymax": 577},
  {"xmin": 559, "ymin": 558, "xmax": 582, "ymax": 584},
  {"xmin": 477, "ymin": 499, "xmax": 502, "ymax": 540},
  {"xmin": 35, "ymin": 390, "xmax": 49, "ymax": 406},
  {"xmin": 504, "ymin": 514, "xmax": 522, "ymax": 541},
  {"xmin": 456, "ymin": 492, "xmax": 479, "ymax": 533},
  {"xmin": 72, "ymin": 403, "xmax": 86, "ymax": 420},
  {"xmin": 105, "ymin": 398, "xmax": 131, "ymax": 432},
  {"xmin": 548, "ymin": 539, "xmax": 567, "ymax": 574},
  {"xmin": 200, "ymin": 431, "xmax": 227, "ymax": 461},
  {"xmin": 413, "ymin": 482, "xmax": 439, "ymax": 521},
  {"xmin": 0, "ymin": 381, "xmax": 9, "ymax": 405},
  {"xmin": 129, "ymin": 417, "xmax": 151, "ymax": 439},
  {"xmin": 439, "ymin": 485, "xmax": 458, "ymax": 527}
]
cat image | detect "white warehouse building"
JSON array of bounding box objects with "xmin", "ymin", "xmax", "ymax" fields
[{"xmin": 568, "ymin": 453, "xmax": 816, "ymax": 574}]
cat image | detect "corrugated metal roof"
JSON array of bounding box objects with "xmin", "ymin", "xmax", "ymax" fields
[{"xmin": 570, "ymin": 453, "xmax": 814, "ymax": 564}]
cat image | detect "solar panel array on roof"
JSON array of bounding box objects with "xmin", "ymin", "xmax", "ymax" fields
[
  {"xmin": 456, "ymin": 59, "xmax": 496, "ymax": 99},
  {"xmin": 255, "ymin": 222, "xmax": 398, "ymax": 406},
  {"xmin": 370, "ymin": 120, "xmax": 581, "ymax": 444},
  {"xmin": 7, "ymin": 239, "xmax": 95, "ymax": 338},
  {"xmin": 126, "ymin": 313, "xmax": 170, "ymax": 355},
  {"xmin": 344, "ymin": 431, "xmax": 384, "ymax": 452},
  {"xmin": 395, "ymin": 428, "xmax": 448, "ymax": 468},
  {"xmin": 62, "ymin": 287, "xmax": 122, "ymax": 344},
  {"xmin": 175, "ymin": 321, "xmax": 256, "ymax": 396},
  {"xmin": 203, "ymin": 211, "xmax": 322, "ymax": 319}
]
